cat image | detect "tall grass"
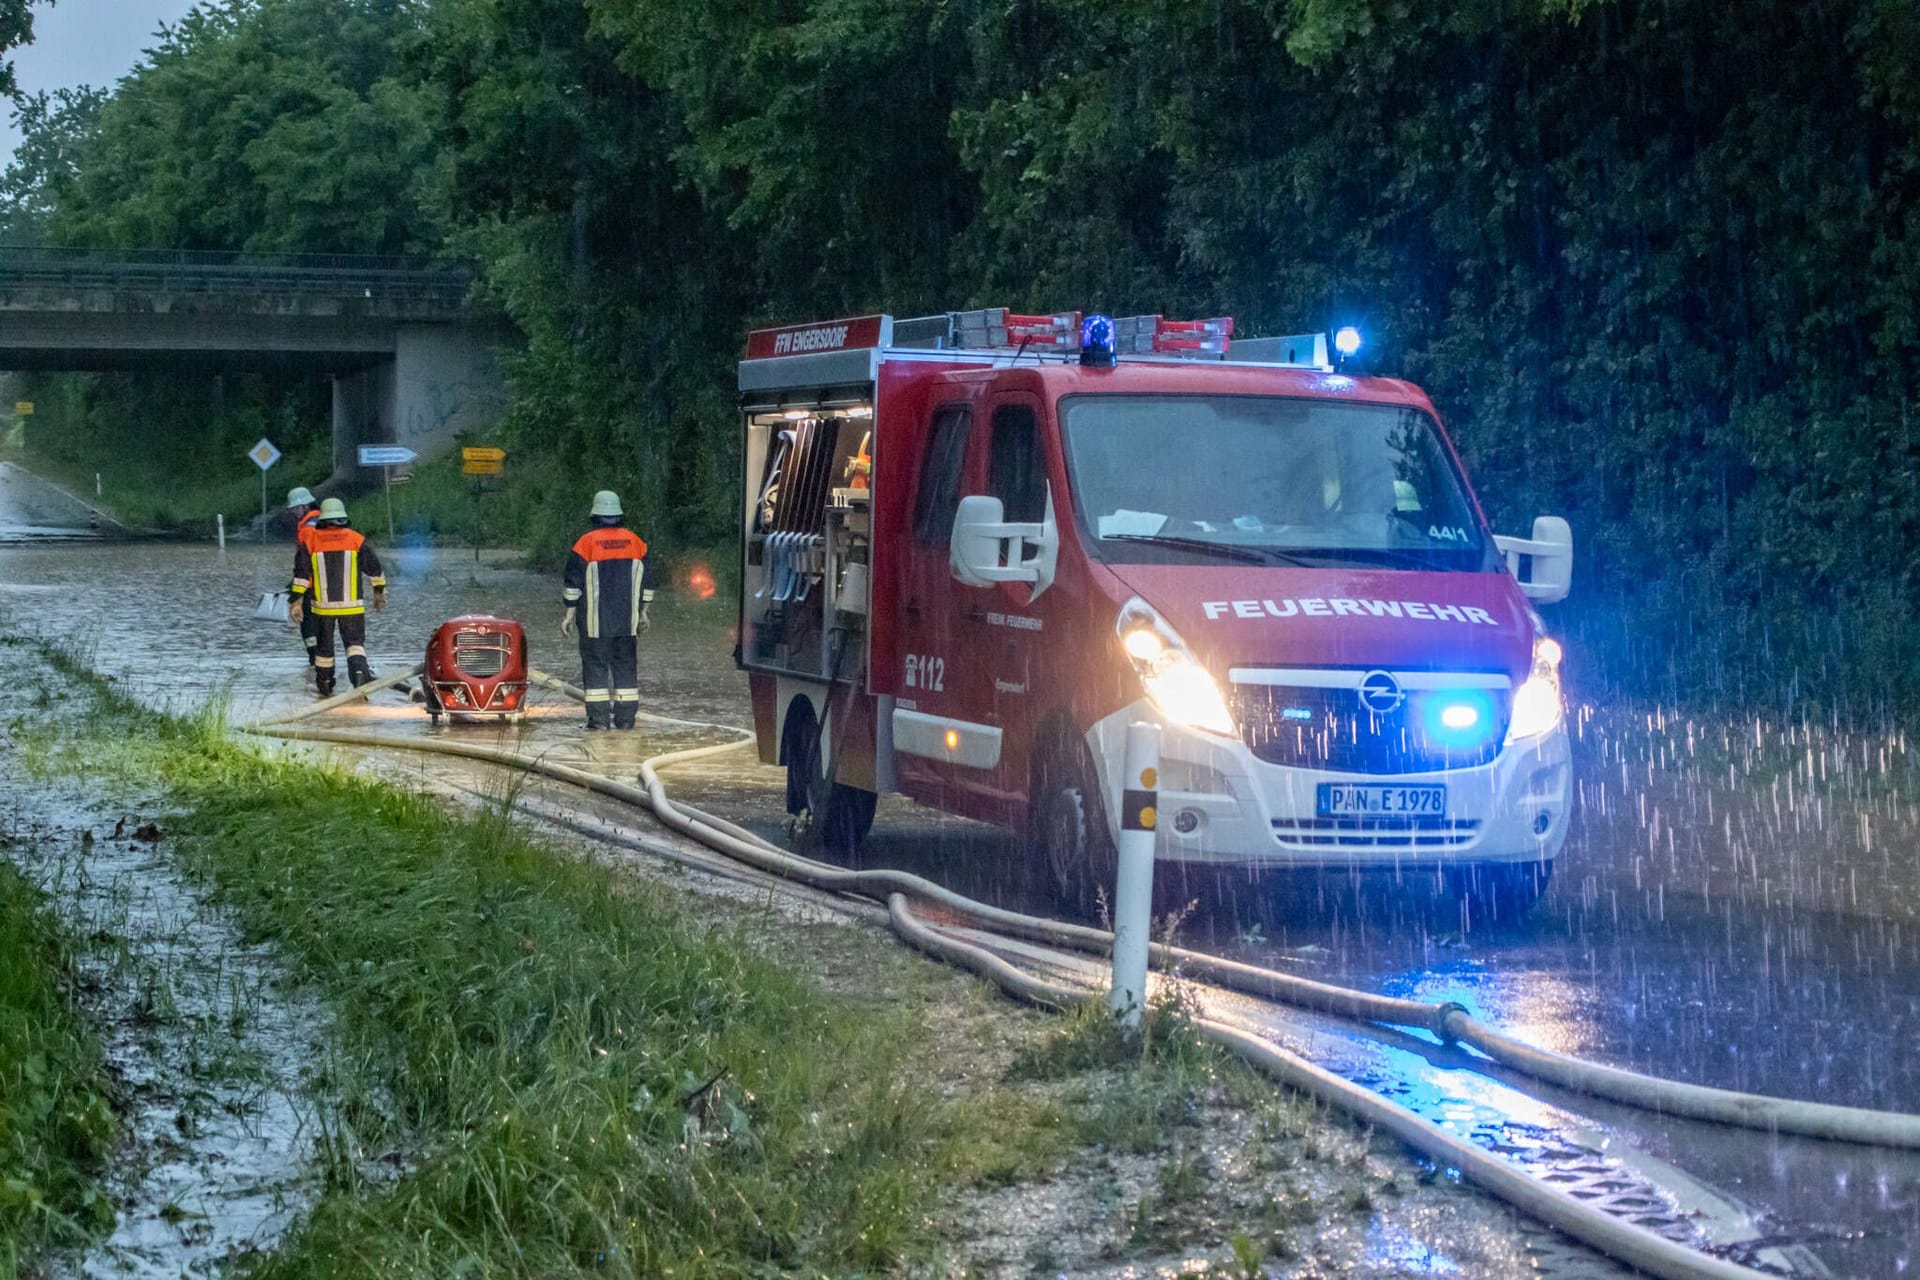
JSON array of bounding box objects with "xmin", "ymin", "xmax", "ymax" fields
[
  {"xmin": 0, "ymin": 863, "xmax": 117, "ymax": 1274},
  {"xmin": 21, "ymin": 646, "xmax": 1059, "ymax": 1277}
]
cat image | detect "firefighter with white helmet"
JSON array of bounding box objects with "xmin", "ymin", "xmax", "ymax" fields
[
  {"xmin": 561, "ymin": 489, "xmax": 651, "ymax": 730},
  {"xmin": 285, "ymin": 486, "xmax": 322, "ymax": 681},
  {"xmin": 288, "ymin": 497, "xmax": 388, "ymax": 696}
]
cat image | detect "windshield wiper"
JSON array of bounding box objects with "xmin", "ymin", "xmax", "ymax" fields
[
  {"xmin": 1317, "ymin": 546, "xmax": 1458, "ymax": 571},
  {"xmin": 1104, "ymin": 534, "xmax": 1310, "ymax": 567}
]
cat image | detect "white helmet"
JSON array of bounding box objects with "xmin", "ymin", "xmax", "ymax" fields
[
  {"xmin": 590, "ymin": 490, "xmax": 623, "ymax": 518},
  {"xmin": 286, "ymin": 486, "xmax": 315, "ymax": 508}
]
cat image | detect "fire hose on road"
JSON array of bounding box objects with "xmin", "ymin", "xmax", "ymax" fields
[{"xmin": 238, "ymin": 665, "xmax": 1920, "ymax": 1280}]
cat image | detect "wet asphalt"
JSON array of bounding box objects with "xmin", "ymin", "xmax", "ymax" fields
[{"xmin": 4, "ymin": 482, "xmax": 1919, "ymax": 1275}]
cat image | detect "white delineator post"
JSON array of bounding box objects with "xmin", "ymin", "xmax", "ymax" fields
[
  {"xmin": 216, "ymin": 514, "xmax": 225, "ymax": 550},
  {"xmin": 1108, "ymin": 721, "xmax": 1161, "ymax": 1030}
]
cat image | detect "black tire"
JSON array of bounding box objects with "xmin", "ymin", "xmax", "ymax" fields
[
  {"xmin": 1031, "ymin": 734, "xmax": 1117, "ymax": 920},
  {"xmin": 1447, "ymin": 859, "xmax": 1553, "ymax": 927},
  {"xmin": 782, "ymin": 700, "xmax": 876, "ymax": 860}
]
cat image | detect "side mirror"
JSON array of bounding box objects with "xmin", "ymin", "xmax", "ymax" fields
[
  {"xmin": 950, "ymin": 491, "xmax": 1059, "ymax": 601},
  {"xmin": 1494, "ymin": 516, "xmax": 1573, "ymax": 604}
]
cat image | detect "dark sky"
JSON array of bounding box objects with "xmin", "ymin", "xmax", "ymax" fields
[{"xmin": 2, "ymin": 0, "xmax": 200, "ymax": 166}]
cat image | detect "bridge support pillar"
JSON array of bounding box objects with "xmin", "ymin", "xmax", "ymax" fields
[
  {"xmin": 328, "ymin": 327, "xmax": 503, "ymax": 487},
  {"xmin": 393, "ymin": 325, "xmax": 504, "ymax": 461}
]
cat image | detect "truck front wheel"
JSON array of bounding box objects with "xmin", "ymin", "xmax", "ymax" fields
[{"xmin": 1031, "ymin": 737, "xmax": 1116, "ymax": 920}]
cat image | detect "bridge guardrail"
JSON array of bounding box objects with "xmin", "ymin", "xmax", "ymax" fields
[{"xmin": 0, "ymin": 245, "xmax": 474, "ymax": 309}]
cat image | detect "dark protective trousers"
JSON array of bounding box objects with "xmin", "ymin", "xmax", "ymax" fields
[
  {"xmin": 312, "ymin": 612, "xmax": 371, "ymax": 696},
  {"xmin": 579, "ymin": 634, "xmax": 638, "ymax": 729},
  {"xmin": 299, "ymin": 606, "xmax": 320, "ymax": 667}
]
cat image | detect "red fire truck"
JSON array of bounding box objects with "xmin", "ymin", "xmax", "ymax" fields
[{"xmin": 736, "ymin": 309, "xmax": 1574, "ymax": 914}]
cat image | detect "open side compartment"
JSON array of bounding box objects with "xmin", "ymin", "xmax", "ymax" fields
[{"xmin": 739, "ymin": 386, "xmax": 874, "ymax": 684}]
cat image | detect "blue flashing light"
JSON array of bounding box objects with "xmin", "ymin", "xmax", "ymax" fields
[
  {"xmin": 1334, "ymin": 325, "xmax": 1363, "ymax": 357},
  {"xmin": 1281, "ymin": 706, "xmax": 1314, "ymax": 722},
  {"xmin": 1420, "ymin": 690, "xmax": 1496, "ymax": 749},
  {"xmin": 1081, "ymin": 313, "xmax": 1116, "ymax": 367}
]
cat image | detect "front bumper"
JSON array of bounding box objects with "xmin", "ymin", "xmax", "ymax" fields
[{"xmin": 1085, "ymin": 698, "xmax": 1571, "ymax": 868}]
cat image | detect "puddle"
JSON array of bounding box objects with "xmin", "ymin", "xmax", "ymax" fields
[{"xmin": 0, "ymin": 652, "xmax": 334, "ymax": 1276}]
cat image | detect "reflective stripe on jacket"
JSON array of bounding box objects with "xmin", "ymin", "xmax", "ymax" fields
[
  {"xmin": 292, "ymin": 526, "xmax": 386, "ymax": 616},
  {"xmin": 563, "ymin": 526, "xmax": 651, "ymax": 639}
]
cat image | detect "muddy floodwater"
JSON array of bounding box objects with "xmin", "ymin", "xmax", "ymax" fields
[{"xmin": 4, "ymin": 537, "xmax": 1920, "ymax": 1274}]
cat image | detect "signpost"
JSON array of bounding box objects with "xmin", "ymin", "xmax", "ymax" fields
[
  {"xmin": 461, "ymin": 445, "xmax": 505, "ymax": 477},
  {"xmin": 358, "ymin": 444, "xmax": 418, "ymax": 544},
  {"xmin": 248, "ymin": 437, "xmax": 281, "ymax": 530},
  {"xmin": 461, "ymin": 447, "xmax": 507, "ymax": 562}
]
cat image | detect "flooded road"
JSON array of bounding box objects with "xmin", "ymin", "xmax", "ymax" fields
[
  {"xmin": 4, "ymin": 539, "xmax": 1919, "ymax": 1273},
  {"xmin": 0, "ymin": 461, "xmax": 117, "ymax": 540}
]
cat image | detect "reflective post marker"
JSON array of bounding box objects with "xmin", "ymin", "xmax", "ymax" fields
[
  {"xmin": 216, "ymin": 513, "xmax": 225, "ymax": 551},
  {"xmin": 1109, "ymin": 721, "xmax": 1161, "ymax": 1031}
]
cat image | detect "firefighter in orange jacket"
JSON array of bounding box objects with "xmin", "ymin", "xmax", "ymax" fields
[
  {"xmin": 285, "ymin": 486, "xmax": 323, "ymax": 682},
  {"xmin": 288, "ymin": 498, "xmax": 387, "ymax": 696},
  {"xmin": 561, "ymin": 490, "xmax": 651, "ymax": 730}
]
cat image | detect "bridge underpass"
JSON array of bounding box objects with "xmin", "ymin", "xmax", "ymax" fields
[{"xmin": 0, "ymin": 246, "xmax": 508, "ymax": 485}]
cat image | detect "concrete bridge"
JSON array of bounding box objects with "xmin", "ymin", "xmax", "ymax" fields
[{"xmin": 0, "ymin": 246, "xmax": 507, "ymax": 483}]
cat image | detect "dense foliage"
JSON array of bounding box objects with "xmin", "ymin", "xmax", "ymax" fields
[{"xmin": 6, "ymin": 0, "xmax": 1920, "ymax": 714}]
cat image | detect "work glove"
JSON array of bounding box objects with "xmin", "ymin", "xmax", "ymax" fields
[
  {"xmin": 639, "ymin": 604, "xmax": 652, "ymax": 635},
  {"xmin": 560, "ymin": 608, "xmax": 577, "ymax": 638},
  {"xmin": 288, "ymin": 597, "xmax": 304, "ymax": 625},
  {"xmin": 373, "ymin": 588, "xmax": 388, "ymax": 612}
]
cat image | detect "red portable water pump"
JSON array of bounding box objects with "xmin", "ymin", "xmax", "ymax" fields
[{"xmin": 421, "ymin": 615, "xmax": 529, "ymax": 723}]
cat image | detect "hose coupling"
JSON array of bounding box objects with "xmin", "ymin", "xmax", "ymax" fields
[{"xmin": 1433, "ymin": 1002, "xmax": 1472, "ymax": 1045}]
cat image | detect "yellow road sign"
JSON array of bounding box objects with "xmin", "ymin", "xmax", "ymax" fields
[
  {"xmin": 461, "ymin": 446, "xmax": 506, "ymax": 463},
  {"xmin": 462, "ymin": 459, "xmax": 504, "ymax": 476},
  {"xmin": 14, "ymin": 401, "xmax": 32, "ymax": 416}
]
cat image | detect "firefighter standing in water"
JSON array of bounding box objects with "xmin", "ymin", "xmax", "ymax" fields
[
  {"xmin": 288, "ymin": 498, "xmax": 387, "ymax": 695},
  {"xmin": 561, "ymin": 490, "xmax": 652, "ymax": 730},
  {"xmin": 285, "ymin": 487, "xmax": 323, "ymax": 683}
]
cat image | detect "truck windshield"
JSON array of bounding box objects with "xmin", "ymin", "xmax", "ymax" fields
[{"xmin": 1059, "ymin": 394, "xmax": 1491, "ymax": 571}]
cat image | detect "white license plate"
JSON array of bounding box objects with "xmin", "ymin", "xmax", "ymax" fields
[{"xmin": 1317, "ymin": 784, "xmax": 1447, "ymax": 817}]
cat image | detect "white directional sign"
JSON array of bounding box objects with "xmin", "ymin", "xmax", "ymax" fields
[
  {"xmin": 357, "ymin": 445, "xmax": 418, "ymax": 467},
  {"xmin": 248, "ymin": 438, "xmax": 281, "ymax": 471}
]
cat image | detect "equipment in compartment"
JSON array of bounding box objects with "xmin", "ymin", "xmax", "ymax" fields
[{"xmin": 744, "ymin": 409, "xmax": 872, "ymax": 681}]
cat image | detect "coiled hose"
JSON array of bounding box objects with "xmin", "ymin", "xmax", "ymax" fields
[{"xmin": 239, "ymin": 666, "xmax": 1920, "ymax": 1280}]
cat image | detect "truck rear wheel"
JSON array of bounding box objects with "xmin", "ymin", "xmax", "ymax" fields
[
  {"xmin": 782, "ymin": 700, "xmax": 876, "ymax": 861},
  {"xmin": 1447, "ymin": 859, "xmax": 1553, "ymax": 926},
  {"xmin": 1032, "ymin": 737, "xmax": 1116, "ymax": 920}
]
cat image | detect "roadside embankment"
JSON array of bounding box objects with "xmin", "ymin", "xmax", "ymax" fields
[
  {"xmin": 0, "ymin": 632, "xmax": 1547, "ymax": 1277},
  {"xmin": 0, "ymin": 861, "xmax": 116, "ymax": 1273}
]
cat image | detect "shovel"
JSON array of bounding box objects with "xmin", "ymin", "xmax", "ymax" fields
[{"xmin": 254, "ymin": 591, "xmax": 291, "ymax": 623}]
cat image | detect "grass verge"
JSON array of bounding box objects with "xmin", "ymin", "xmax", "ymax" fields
[
  {"xmin": 8, "ymin": 633, "xmax": 1463, "ymax": 1277},
  {"xmin": 0, "ymin": 860, "xmax": 117, "ymax": 1274},
  {"xmin": 14, "ymin": 640, "xmax": 1067, "ymax": 1276}
]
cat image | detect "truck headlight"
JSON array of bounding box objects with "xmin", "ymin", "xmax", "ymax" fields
[
  {"xmin": 1116, "ymin": 598, "xmax": 1236, "ymax": 737},
  {"xmin": 1505, "ymin": 636, "xmax": 1564, "ymax": 744}
]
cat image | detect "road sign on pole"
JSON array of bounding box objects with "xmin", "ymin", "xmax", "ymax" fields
[
  {"xmin": 248, "ymin": 437, "xmax": 280, "ymax": 531},
  {"xmin": 356, "ymin": 445, "xmax": 418, "ymax": 467},
  {"xmin": 461, "ymin": 446, "xmax": 506, "ymax": 476}
]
